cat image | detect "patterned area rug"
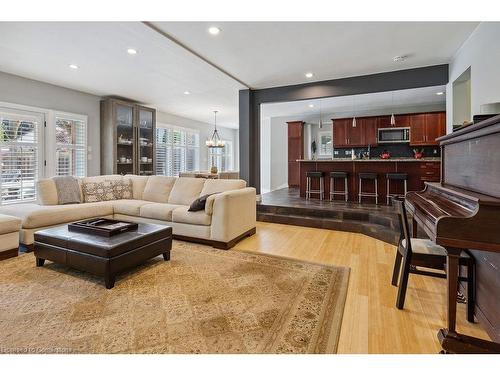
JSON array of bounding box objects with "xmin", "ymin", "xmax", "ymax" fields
[{"xmin": 0, "ymin": 241, "xmax": 349, "ymax": 354}]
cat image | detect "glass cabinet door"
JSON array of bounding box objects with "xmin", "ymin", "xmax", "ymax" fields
[
  {"xmin": 115, "ymin": 103, "xmax": 135, "ymax": 175},
  {"xmin": 137, "ymin": 107, "xmax": 154, "ymax": 176}
]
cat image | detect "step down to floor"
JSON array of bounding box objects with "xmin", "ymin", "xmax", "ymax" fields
[{"xmin": 257, "ymin": 208, "xmax": 400, "ymax": 245}]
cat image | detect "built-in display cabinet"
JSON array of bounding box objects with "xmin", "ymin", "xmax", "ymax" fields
[{"xmin": 100, "ymin": 98, "xmax": 156, "ymax": 176}]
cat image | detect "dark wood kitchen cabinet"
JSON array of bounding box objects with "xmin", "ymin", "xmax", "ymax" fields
[
  {"xmin": 378, "ymin": 114, "xmax": 410, "ymax": 128},
  {"xmin": 332, "ymin": 118, "xmax": 350, "ymax": 147},
  {"xmin": 361, "ymin": 117, "xmax": 379, "ymax": 146},
  {"xmin": 287, "ymin": 121, "xmax": 304, "ymax": 187},
  {"xmin": 410, "ymin": 112, "xmax": 446, "ymax": 146},
  {"xmin": 333, "ymin": 117, "xmax": 378, "ymax": 147},
  {"xmin": 409, "ymin": 113, "xmax": 427, "ymax": 145},
  {"xmin": 332, "ymin": 111, "xmax": 446, "ymax": 148},
  {"xmin": 425, "ymin": 112, "xmax": 446, "ymax": 145}
]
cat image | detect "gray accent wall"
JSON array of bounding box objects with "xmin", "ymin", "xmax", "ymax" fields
[{"xmin": 0, "ymin": 71, "xmax": 102, "ymax": 175}]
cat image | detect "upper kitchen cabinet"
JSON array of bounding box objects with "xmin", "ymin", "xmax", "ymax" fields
[
  {"xmin": 425, "ymin": 112, "xmax": 446, "ymax": 145},
  {"xmin": 378, "ymin": 114, "xmax": 410, "ymax": 128},
  {"xmin": 332, "ymin": 118, "xmax": 349, "ymax": 147},
  {"xmin": 332, "ymin": 118, "xmax": 365, "ymax": 147},
  {"xmin": 360, "ymin": 117, "xmax": 378, "ymax": 146},
  {"xmin": 333, "ymin": 117, "xmax": 378, "ymax": 147},
  {"xmin": 409, "ymin": 113, "xmax": 426, "ymax": 145},
  {"xmin": 409, "ymin": 112, "xmax": 446, "ymax": 146}
]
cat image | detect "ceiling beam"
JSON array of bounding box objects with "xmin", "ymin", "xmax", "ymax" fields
[{"xmin": 142, "ymin": 21, "xmax": 251, "ymax": 89}]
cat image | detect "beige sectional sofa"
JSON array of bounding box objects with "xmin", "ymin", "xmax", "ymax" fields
[
  {"xmin": 0, "ymin": 175, "xmax": 256, "ymax": 250},
  {"xmin": 0, "ymin": 214, "xmax": 22, "ymax": 260}
]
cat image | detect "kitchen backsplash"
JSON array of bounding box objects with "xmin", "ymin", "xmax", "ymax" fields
[{"xmin": 330, "ymin": 144, "xmax": 440, "ymax": 159}]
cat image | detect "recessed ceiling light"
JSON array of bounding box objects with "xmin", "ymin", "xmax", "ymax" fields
[
  {"xmin": 436, "ymin": 91, "xmax": 445, "ymax": 96},
  {"xmin": 127, "ymin": 48, "xmax": 137, "ymax": 55},
  {"xmin": 69, "ymin": 64, "xmax": 78, "ymax": 70},
  {"xmin": 393, "ymin": 55, "xmax": 407, "ymax": 62},
  {"xmin": 305, "ymin": 72, "xmax": 314, "ymax": 78},
  {"xmin": 184, "ymin": 91, "xmax": 191, "ymax": 95},
  {"xmin": 208, "ymin": 27, "xmax": 220, "ymax": 35},
  {"xmin": 308, "ymin": 104, "xmax": 314, "ymax": 108}
]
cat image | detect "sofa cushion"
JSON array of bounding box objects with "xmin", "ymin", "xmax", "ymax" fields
[
  {"xmin": 0, "ymin": 202, "xmax": 114, "ymax": 229},
  {"xmin": 172, "ymin": 206, "xmax": 212, "ymax": 226},
  {"xmin": 139, "ymin": 203, "xmax": 184, "ymax": 221},
  {"xmin": 168, "ymin": 177, "xmax": 205, "ymax": 206},
  {"xmin": 112, "ymin": 199, "xmax": 151, "ymax": 216},
  {"xmin": 112, "ymin": 179, "xmax": 133, "ymax": 199},
  {"xmin": 125, "ymin": 175, "xmax": 149, "ymax": 200},
  {"xmin": 142, "ymin": 176, "xmax": 176, "ymax": 203},
  {"xmin": 82, "ymin": 180, "xmax": 116, "ymax": 203},
  {"xmin": 0, "ymin": 214, "xmax": 22, "ymax": 235},
  {"xmin": 200, "ymin": 179, "xmax": 246, "ymax": 196},
  {"xmin": 37, "ymin": 178, "xmax": 58, "ymax": 205},
  {"xmin": 53, "ymin": 176, "xmax": 82, "ymax": 204}
]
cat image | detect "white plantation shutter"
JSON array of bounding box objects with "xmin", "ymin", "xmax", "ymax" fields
[
  {"xmin": 0, "ymin": 108, "xmax": 43, "ymax": 204},
  {"xmin": 156, "ymin": 125, "xmax": 199, "ymax": 176},
  {"xmin": 55, "ymin": 115, "xmax": 86, "ymax": 177}
]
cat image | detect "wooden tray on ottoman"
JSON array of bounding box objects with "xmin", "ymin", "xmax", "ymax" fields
[{"xmin": 34, "ymin": 223, "xmax": 172, "ymax": 289}]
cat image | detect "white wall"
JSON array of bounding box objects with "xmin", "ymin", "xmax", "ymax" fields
[
  {"xmin": 270, "ymin": 117, "xmax": 288, "ymax": 191},
  {"xmin": 447, "ymin": 23, "xmax": 500, "ymax": 132},
  {"xmin": 156, "ymin": 111, "xmax": 239, "ymax": 172},
  {"xmin": 260, "ymin": 117, "xmax": 271, "ymax": 193},
  {"xmin": 0, "ymin": 71, "xmax": 101, "ymax": 175}
]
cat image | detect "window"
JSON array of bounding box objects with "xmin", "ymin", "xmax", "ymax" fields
[
  {"xmin": 208, "ymin": 140, "xmax": 233, "ymax": 172},
  {"xmin": 318, "ymin": 131, "xmax": 333, "ymax": 157},
  {"xmin": 55, "ymin": 114, "xmax": 87, "ymax": 177},
  {"xmin": 156, "ymin": 125, "xmax": 199, "ymax": 176},
  {"xmin": 0, "ymin": 107, "xmax": 43, "ymax": 204}
]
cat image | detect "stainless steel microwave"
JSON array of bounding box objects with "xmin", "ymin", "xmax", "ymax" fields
[{"xmin": 377, "ymin": 127, "xmax": 410, "ymax": 143}]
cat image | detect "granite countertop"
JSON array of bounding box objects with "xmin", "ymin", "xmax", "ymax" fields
[{"xmin": 297, "ymin": 157, "xmax": 441, "ymax": 162}]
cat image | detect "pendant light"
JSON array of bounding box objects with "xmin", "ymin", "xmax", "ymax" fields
[
  {"xmin": 206, "ymin": 110, "xmax": 225, "ymax": 148},
  {"xmin": 390, "ymin": 91, "xmax": 396, "ymax": 126},
  {"xmin": 352, "ymin": 96, "xmax": 357, "ymax": 128}
]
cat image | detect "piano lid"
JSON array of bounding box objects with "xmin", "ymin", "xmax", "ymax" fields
[{"xmin": 439, "ymin": 114, "xmax": 500, "ymax": 199}]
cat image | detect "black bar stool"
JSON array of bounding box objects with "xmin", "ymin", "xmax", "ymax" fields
[
  {"xmin": 358, "ymin": 172, "xmax": 378, "ymax": 204},
  {"xmin": 306, "ymin": 171, "xmax": 325, "ymax": 200},
  {"xmin": 386, "ymin": 173, "xmax": 408, "ymax": 205},
  {"xmin": 330, "ymin": 171, "xmax": 349, "ymax": 202}
]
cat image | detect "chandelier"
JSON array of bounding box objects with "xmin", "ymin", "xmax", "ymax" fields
[{"xmin": 206, "ymin": 110, "xmax": 225, "ymax": 148}]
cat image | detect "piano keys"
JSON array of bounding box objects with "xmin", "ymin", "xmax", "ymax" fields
[{"xmin": 405, "ymin": 114, "xmax": 500, "ymax": 353}]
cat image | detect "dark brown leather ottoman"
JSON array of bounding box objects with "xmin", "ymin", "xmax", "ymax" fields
[{"xmin": 34, "ymin": 223, "xmax": 172, "ymax": 289}]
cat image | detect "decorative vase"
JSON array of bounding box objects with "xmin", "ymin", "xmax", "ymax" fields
[{"xmin": 210, "ymin": 166, "xmax": 218, "ymax": 174}]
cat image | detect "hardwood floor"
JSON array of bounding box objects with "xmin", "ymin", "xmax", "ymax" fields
[{"xmin": 233, "ymin": 222, "xmax": 489, "ymax": 353}]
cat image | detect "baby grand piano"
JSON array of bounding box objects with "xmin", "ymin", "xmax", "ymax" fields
[{"xmin": 405, "ymin": 114, "xmax": 500, "ymax": 354}]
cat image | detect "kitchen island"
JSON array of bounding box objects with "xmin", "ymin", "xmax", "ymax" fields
[{"xmin": 298, "ymin": 158, "xmax": 441, "ymax": 203}]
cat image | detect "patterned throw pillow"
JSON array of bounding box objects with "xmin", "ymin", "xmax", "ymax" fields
[
  {"xmin": 112, "ymin": 179, "xmax": 133, "ymax": 199},
  {"xmin": 82, "ymin": 180, "xmax": 116, "ymax": 203}
]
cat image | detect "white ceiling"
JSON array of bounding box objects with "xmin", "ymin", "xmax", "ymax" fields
[
  {"xmin": 153, "ymin": 22, "xmax": 479, "ymax": 89},
  {"xmin": 261, "ymin": 85, "xmax": 447, "ymax": 121},
  {"xmin": 0, "ymin": 22, "xmax": 244, "ymax": 129},
  {"xmin": 0, "ymin": 22, "xmax": 478, "ymax": 130}
]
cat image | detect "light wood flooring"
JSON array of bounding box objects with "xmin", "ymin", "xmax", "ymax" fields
[{"xmin": 233, "ymin": 222, "xmax": 489, "ymax": 354}]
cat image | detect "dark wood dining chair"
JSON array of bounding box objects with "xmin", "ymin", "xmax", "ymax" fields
[{"xmin": 391, "ymin": 196, "xmax": 475, "ymax": 323}]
